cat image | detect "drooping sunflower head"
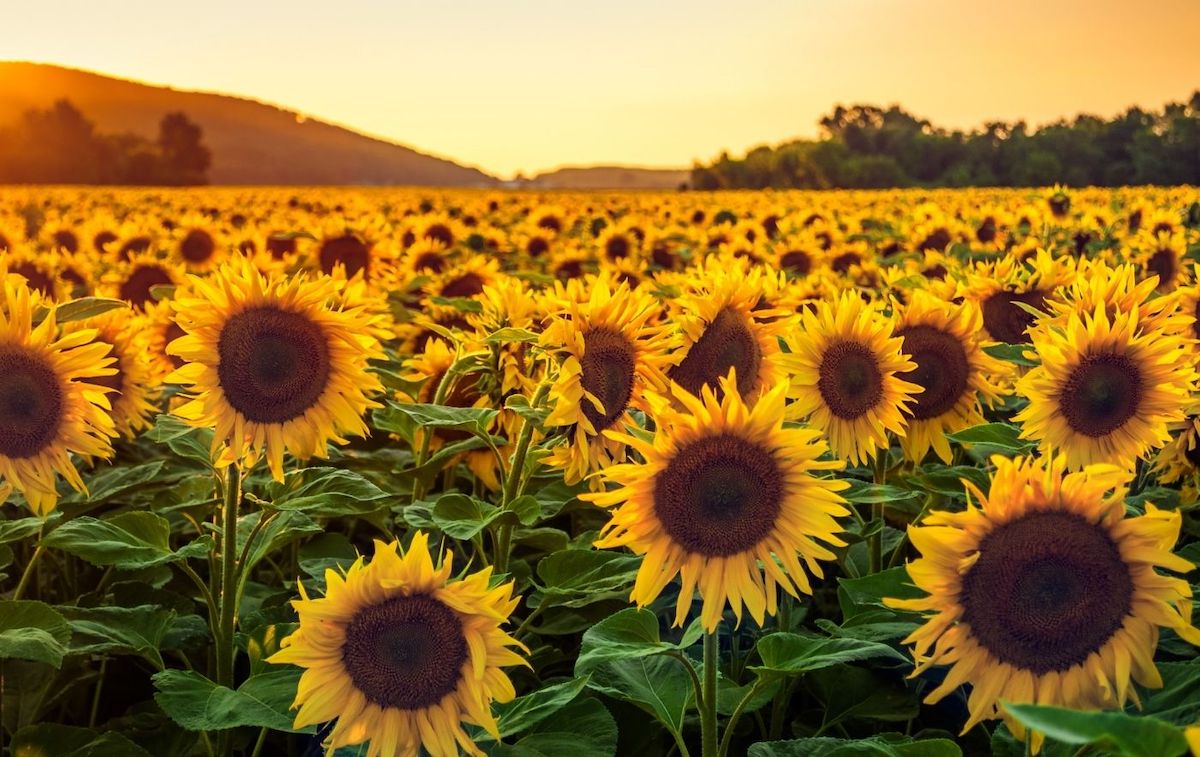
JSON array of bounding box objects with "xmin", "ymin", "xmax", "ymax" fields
[
  {"xmin": 586, "ymin": 373, "xmax": 849, "ymax": 631},
  {"xmin": 782, "ymin": 292, "xmax": 922, "ymax": 466},
  {"xmin": 541, "ymin": 279, "xmax": 675, "ymax": 484},
  {"xmin": 166, "ymin": 258, "xmax": 384, "ymax": 480},
  {"xmin": 666, "ymin": 264, "xmax": 789, "ymax": 403},
  {"xmin": 0, "ymin": 266, "xmax": 117, "ymax": 516},
  {"xmin": 888, "ymin": 455, "xmax": 1200, "ymax": 750},
  {"xmin": 893, "ymin": 290, "xmax": 1008, "ymax": 463},
  {"xmin": 270, "ymin": 532, "xmax": 526, "ymax": 757},
  {"xmin": 1015, "ymin": 304, "xmax": 1196, "ymax": 470}
]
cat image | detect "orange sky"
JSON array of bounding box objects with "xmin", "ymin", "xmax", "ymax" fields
[{"xmin": 5, "ymin": 0, "xmax": 1199, "ymax": 178}]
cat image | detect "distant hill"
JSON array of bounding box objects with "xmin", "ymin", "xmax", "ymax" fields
[
  {"xmin": 525, "ymin": 165, "xmax": 690, "ymax": 190},
  {"xmin": 0, "ymin": 62, "xmax": 497, "ymax": 186}
]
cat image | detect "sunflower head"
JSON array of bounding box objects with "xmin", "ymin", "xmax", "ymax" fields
[
  {"xmin": 586, "ymin": 372, "xmax": 849, "ymax": 631},
  {"xmin": 888, "ymin": 455, "xmax": 1199, "ymax": 751},
  {"xmin": 270, "ymin": 532, "xmax": 526, "ymax": 757},
  {"xmin": 166, "ymin": 258, "xmax": 384, "ymax": 480}
]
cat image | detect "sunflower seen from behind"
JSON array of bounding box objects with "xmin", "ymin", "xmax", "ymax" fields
[
  {"xmin": 782, "ymin": 292, "xmax": 921, "ymax": 466},
  {"xmin": 585, "ymin": 372, "xmax": 849, "ymax": 631},
  {"xmin": 887, "ymin": 455, "xmax": 1200, "ymax": 751},
  {"xmin": 1015, "ymin": 304, "xmax": 1195, "ymax": 471},
  {"xmin": 0, "ymin": 266, "xmax": 117, "ymax": 516},
  {"xmin": 166, "ymin": 257, "xmax": 384, "ymax": 480},
  {"xmin": 270, "ymin": 531, "xmax": 526, "ymax": 757},
  {"xmin": 542, "ymin": 278, "xmax": 675, "ymax": 484}
]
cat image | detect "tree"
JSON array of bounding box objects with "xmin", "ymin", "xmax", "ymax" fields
[{"xmin": 158, "ymin": 112, "xmax": 212, "ymax": 186}]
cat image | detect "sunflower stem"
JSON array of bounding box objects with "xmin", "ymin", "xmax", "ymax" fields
[
  {"xmin": 12, "ymin": 540, "xmax": 44, "ymax": 601},
  {"xmin": 216, "ymin": 463, "xmax": 241, "ymax": 690},
  {"xmin": 701, "ymin": 629, "xmax": 720, "ymax": 757},
  {"xmin": 495, "ymin": 380, "xmax": 551, "ymax": 574},
  {"xmin": 869, "ymin": 452, "xmax": 888, "ymax": 574}
]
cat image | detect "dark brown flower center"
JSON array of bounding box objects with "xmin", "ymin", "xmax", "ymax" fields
[
  {"xmin": 918, "ymin": 228, "xmax": 952, "ymax": 253},
  {"xmin": 961, "ymin": 511, "xmax": 1132, "ymax": 674},
  {"xmin": 342, "ymin": 594, "xmax": 468, "ymax": 710},
  {"xmin": 976, "ymin": 218, "xmax": 997, "ymax": 244},
  {"xmin": 1059, "ymin": 353, "xmax": 1141, "ymax": 438},
  {"xmin": 654, "ymin": 434, "xmax": 782, "ymax": 556},
  {"xmin": 605, "ymin": 235, "xmax": 630, "ymax": 261},
  {"xmin": 11, "ymin": 263, "xmax": 55, "ymax": 297},
  {"xmin": 424, "ymin": 223, "xmax": 454, "ymax": 247},
  {"xmin": 669, "ymin": 307, "xmax": 761, "ymax": 400},
  {"xmin": 0, "ymin": 348, "xmax": 63, "ymax": 459},
  {"xmin": 180, "ymin": 229, "xmax": 216, "ymax": 263},
  {"xmin": 440, "ymin": 272, "xmax": 485, "ymax": 299},
  {"xmin": 818, "ymin": 341, "xmax": 884, "ymax": 420},
  {"xmin": 526, "ymin": 237, "xmax": 550, "ymax": 257},
  {"xmin": 119, "ymin": 264, "xmax": 174, "ymax": 310},
  {"xmin": 580, "ymin": 328, "xmax": 636, "ymax": 432},
  {"xmin": 266, "ymin": 234, "xmax": 296, "ymax": 260},
  {"xmin": 1147, "ymin": 248, "xmax": 1177, "ymax": 289},
  {"xmin": 118, "ymin": 236, "xmax": 151, "ymax": 261},
  {"xmin": 319, "ymin": 234, "xmax": 370, "ymax": 279},
  {"xmin": 53, "ymin": 230, "xmax": 79, "ymax": 253},
  {"xmin": 1049, "ymin": 195, "xmax": 1070, "ymax": 218},
  {"xmin": 830, "ymin": 252, "xmax": 861, "ymax": 274},
  {"xmin": 216, "ymin": 307, "xmax": 331, "ymax": 423},
  {"xmin": 780, "ymin": 250, "xmax": 812, "ymax": 276},
  {"xmin": 981, "ymin": 289, "xmax": 1046, "ymax": 344},
  {"xmin": 414, "ymin": 252, "xmax": 446, "ymax": 274},
  {"xmin": 897, "ymin": 325, "xmax": 969, "ymax": 420}
]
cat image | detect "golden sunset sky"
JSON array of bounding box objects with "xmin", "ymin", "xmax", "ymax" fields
[{"xmin": 5, "ymin": 0, "xmax": 1199, "ymax": 178}]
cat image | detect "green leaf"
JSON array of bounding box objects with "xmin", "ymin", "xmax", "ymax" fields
[
  {"xmin": 431, "ymin": 493, "xmax": 502, "ymax": 539},
  {"xmin": 946, "ymin": 423, "xmax": 1034, "ymax": 455},
  {"xmin": 1002, "ymin": 703, "xmax": 1188, "ymax": 757},
  {"xmin": 843, "ymin": 481, "xmax": 923, "ymax": 506},
  {"xmin": 806, "ymin": 666, "xmax": 919, "ymax": 728},
  {"xmin": 11, "ymin": 724, "xmax": 155, "ymax": 757},
  {"xmin": 485, "ymin": 327, "xmax": 540, "ymax": 344},
  {"xmin": 240, "ymin": 510, "xmax": 323, "ymax": 575},
  {"xmin": 838, "ymin": 567, "xmax": 923, "ymax": 620},
  {"xmin": 59, "ymin": 604, "xmax": 176, "ymax": 669},
  {"xmin": 265, "ymin": 467, "xmax": 392, "ymax": 516},
  {"xmin": 752, "ymin": 632, "xmax": 907, "ymax": 676},
  {"xmin": 587, "ymin": 654, "xmax": 694, "ymax": 737},
  {"xmin": 983, "ymin": 343, "xmax": 1038, "ymax": 367},
  {"xmin": 748, "ymin": 733, "xmax": 962, "ymax": 756},
  {"xmin": 575, "ymin": 608, "xmax": 702, "ymax": 676},
  {"xmin": 0, "ymin": 517, "xmax": 43, "ymax": 545},
  {"xmin": 60, "ymin": 461, "xmax": 167, "ymax": 506},
  {"xmin": 1141, "ymin": 661, "xmax": 1200, "ymax": 725},
  {"xmin": 43, "ymin": 512, "xmax": 212, "ymax": 570},
  {"xmin": 147, "ymin": 415, "xmax": 214, "ymax": 467},
  {"xmin": 152, "ymin": 668, "xmax": 312, "ymax": 733},
  {"xmin": 52, "ymin": 297, "xmax": 129, "ymax": 324},
  {"xmin": 532, "ymin": 550, "xmax": 641, "ymax": 610},
  {"xmin": 0, "ymin": 601, "xmax": 71, "ymax": 667},
  {"xmin": 489, "ymin": 697, "xmax": 617, "ymax": 757},
  {"xmin": 378, "ymin": 401, "xmax": 497, "ymax": 439},
  {"xmin": 490, "ymin": 676, "xmax": 590, "ymax": 740}
]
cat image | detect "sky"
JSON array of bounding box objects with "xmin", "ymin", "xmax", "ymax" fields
[{"xmin": 4, "ymin": 0, "xmax": 1200, "ymax": 178}]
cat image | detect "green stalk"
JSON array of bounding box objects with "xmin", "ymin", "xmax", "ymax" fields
[
  {"xmin": 216, "ymin": 464, "xmax": 241, "ymax": 689},
  {"xmin": 12, "ymin": 542, "xmax": 44, "ymax": 601},
  {"xmin": 494, "ymin": 380, "xmax": 551, "ymax": 574},
  {"xmin": 869, "ymin": 451, "xmax": 888, "ymax": 574},
  {"xmin": 701, "ymin": 630, "xmax": 720, "ymax": 757}
]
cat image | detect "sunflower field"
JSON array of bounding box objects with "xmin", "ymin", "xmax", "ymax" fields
[{"xmin": 1, "ymin": 185, "xmax": 1200, "ymax": 757}]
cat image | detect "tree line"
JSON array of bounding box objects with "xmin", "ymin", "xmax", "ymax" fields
[
  {"xmin": 0, "ymin": 99, "xmax": 211, "ymax": 185},
  {"xmin": 691, "ymin": 92, "xmax": 1200, "ymax": 189}
]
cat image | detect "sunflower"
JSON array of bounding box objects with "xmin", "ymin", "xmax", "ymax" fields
[
  {"xmin": 3, "ymin": 245, "xmax": 63, "ymax": 300},
  {"xmin": 963, "ymin": 250, "xmax": 1072, "ymax": 344},
  {"xmin": 269, "ymin": 531, "xmax": 526, "ymax": 757},
  {"xmin": 585, "ymin": 372, "xmax": 849, "ymax": 631},
  {"xmin": 1134, "ymin": 230, "xmax": 1188, "ymax": 291},
  {"xmin": 102, "ymin": 253, "xmax": 183, "ymax": 311},
  {"xmin": 1015, "ymin": 305, "xmax": 1195, "ymax": 470},
  {"xmin": 68, "ymin": 308, "xmax": 160, "ymax": 439},
  {"xmin": 1151, "ymin": 415, "xmax": 1200, "ymax": 489},
  {"xmin": 893, "ymin": 290, "xmax": 1007, "ymax": 463},
  {"xmin": 1044, "ymin": 184, "xmax": 1073, "ymax": 220},
  {"xmin": 0, "ymin": 266, "xmax": 117, "ymax": 516},
  {"xmin": 887, "ymin": 455, "xmax": 1200, "ymax": 751},
  {"xmin": 782, "ymin": 293, "xmax": 922, "ymax": 466},
  {"xmin": 141, "ymin": 298, "xmax": 188, "ymax": 383},
  {"xmin": 542, "ymin": 279, "xmax": 674, "ymax": 484},
  {"xmin": 171, "ymin": 221, "xmax": 226, "ymax": 273},
  {"xmin": 166, "ymin": 258, "xmax": 384, "ymax": 480},
  {"xmin": 666, "ymin": 264, "xmax": 790, "ymax": 403}
]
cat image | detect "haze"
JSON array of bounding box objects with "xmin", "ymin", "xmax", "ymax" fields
[{"xmin": 5, "ymin": 0, "xmax": 1199, "ymax": 178}]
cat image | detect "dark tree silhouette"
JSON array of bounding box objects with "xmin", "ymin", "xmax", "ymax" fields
[
  {"xmin": 692, "ymin": 92, "xmax": 1200, "ymax": 189},
  {"xmin": 0, "ymin": 100, "xmax": 211, "ymax": 185}
]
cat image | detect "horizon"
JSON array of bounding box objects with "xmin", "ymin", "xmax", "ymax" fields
[{"xmin": 3, "ymin": 0, "xmax": 1200, "ymax": 179}]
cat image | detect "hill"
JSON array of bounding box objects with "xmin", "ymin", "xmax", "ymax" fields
[
  {"xmin": 524, "ymin": 165, "xmax": 689, "ymax": 190},
  {"xmin": 0, "ymin": 62, "xmax": 497, "ymax": 186}
]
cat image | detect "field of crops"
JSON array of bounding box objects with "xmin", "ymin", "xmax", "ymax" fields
[{"xmin": 1, "ymin": 185, "xmax": 1199, "ymax": 757}]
